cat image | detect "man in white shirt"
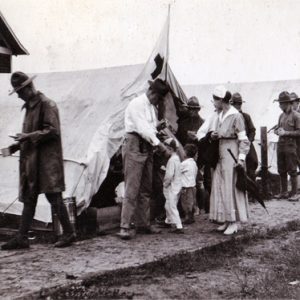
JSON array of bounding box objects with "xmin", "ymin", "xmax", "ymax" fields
[{"xmin": 119, "ymin": 79, "xmax": 169, "ymax": 240}]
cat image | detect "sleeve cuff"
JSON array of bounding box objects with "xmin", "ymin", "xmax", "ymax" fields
[
  {"xmin": 152, "ymin": 137, "xmax": 160, "ymax": 146},
  {"xmin": 238, "ymin": 153, "xmax": 246, "ymax": 161}
]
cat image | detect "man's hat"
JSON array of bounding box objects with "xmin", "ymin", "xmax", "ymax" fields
[
  {"xmin": 231, "ymin": 92, "xmax": 245, "ymax": 104},
  {"xmin": 9, "ymin": 71, "xmax": 36, "ymax": 95},
  {"xmin": 148, "ymin": 78, "xmax": 169, "ymax": 96},
  {"xmin": 274, "ymin": 91, "xmax": 292, "ymax": 103},
  {"xmin": 187, "ymin": 96, "xmax": 201, "ymax": 109},
  {"xmin": 290, "ymin": 92, "xmax": 300, "ymax": 102}
]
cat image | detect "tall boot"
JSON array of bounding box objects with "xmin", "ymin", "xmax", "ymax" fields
[
  {"xmin": 289, "ymin": 176, "xmax": 299, "ymax": 202},
  {"xmin": 46, "ymin": 193, "xmax": 76, "ymax": 248},
  {"xmin": 275, "ymin": 173, "xmax": 288, "ymax": 199}
]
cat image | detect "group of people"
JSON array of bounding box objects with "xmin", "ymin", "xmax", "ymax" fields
[
  {"xmin": 1, "ymin": 71, "xmax": 298, "ymax": 250},
  {"xmin": 118, "ymin": 79, "xmax": 259, "ymax": 239}
]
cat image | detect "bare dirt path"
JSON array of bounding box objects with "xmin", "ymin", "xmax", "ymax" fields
[{"xmin": 0, "ymin": 199, "xmax": 299, "ymax": 299}]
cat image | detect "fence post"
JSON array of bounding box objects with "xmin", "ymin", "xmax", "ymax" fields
[{"xmin": 260, "ymin": 126, "xmax": 270, "ymax": 199}]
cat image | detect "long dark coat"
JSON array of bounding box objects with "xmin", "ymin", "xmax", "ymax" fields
[{"xmin": 10, "ymin": 92, "xmax": 65, "ymax": 203}]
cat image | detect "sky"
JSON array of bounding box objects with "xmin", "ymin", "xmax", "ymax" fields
[{"xmin": 1, "ymin": 0, "xmax": 300, "ymax": 84}]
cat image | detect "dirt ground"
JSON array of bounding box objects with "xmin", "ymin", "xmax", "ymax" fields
[
  {"xmin": 0, "ymin": 199, "xmax": 300, "ymax": 299},
  {"xmin": 48, "ymin": 230, "xmax": 300, "ymax": 299}
]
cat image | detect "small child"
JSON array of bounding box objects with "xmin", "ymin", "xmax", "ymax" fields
[
  {"xmin": 162, "ymin": 138, "xmax": 184, "ymax": 234},
  {"xmin": 180, "ymin": 143, "xmax": 198, "ymax": 224}
]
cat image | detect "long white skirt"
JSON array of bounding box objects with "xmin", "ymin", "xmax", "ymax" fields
[{"xmin": 210, "ymin": 139, "xmax": 249, "ymax": 223}]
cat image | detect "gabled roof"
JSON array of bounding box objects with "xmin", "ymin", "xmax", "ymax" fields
[{"xmin": 0, "ymin": 11, "xmax": 29, "ymax": 55}]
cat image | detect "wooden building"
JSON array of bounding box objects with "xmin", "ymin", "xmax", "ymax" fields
[{"xmin": 0, "ymin": 11, "xmax": 28, "ymax": 73}]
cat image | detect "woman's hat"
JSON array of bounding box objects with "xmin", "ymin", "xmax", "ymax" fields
[
  {"xmin": 9, "ymin": 71, "xmax": 37, "ymax": 95},
  {"xmin": 213, "ymin": 85, "xmax": 227, "ymax": 99}
]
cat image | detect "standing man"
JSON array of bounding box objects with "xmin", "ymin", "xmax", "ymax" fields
[
  {"xmin": 175, "ymin": 96, "xmax": 204, "ymax": 146},
  {"xmin": 119, "ymin": 78, "xmax": 169, "ymax": 240},
  {"xmin": 1, "ymin": 72, "xmax": 75, "ymax": 250},
  {"xmin": 290, "ymin": 92, "xmax": 300, "ymax": 171},
  {"xmin": 274, "ymin": 91, "xmax": 300, "ymax": 201},
  {"xmin": 231, "ymin": 93, "xmax": 258, "ymax": 180}
]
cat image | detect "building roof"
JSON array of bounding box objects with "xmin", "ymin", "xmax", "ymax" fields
[{"xmin": 0, "ymin": 11, "xmax": 28, "ymax": 55}]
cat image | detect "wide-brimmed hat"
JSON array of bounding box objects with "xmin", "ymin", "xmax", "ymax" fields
[
  {"xmin": 148, "ymin": 78, "xmax": 169, "ymax": 96},
  {"xmin": 231, "ymin": 92, "xmax": 245, "ymax": 104},
  {"xmin": 290, "ymin": 92, "xmax": 300, "ymax": 102},
  {"xmin": 273, "ymin": 91, "xmax": 292, "ymax": 103},
  {"xmin": 9, "ymin": 71, "xmax": 37, "ymax": 96},
  {"xmin": 187, "ymin": 96, "xmax": 201, "ymax": 109},
  {"xmin": 213, "ymin": 85, "xmax": 227, "ymax": 99}
]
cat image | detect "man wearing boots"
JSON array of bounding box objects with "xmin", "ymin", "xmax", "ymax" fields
[
  {"xmin": 1, "ymin": 72, "xmax": 76, "ymax": 250},
  {"xmin": 274, "ymin": 91, "xmax": 300, "ymax": 202}
]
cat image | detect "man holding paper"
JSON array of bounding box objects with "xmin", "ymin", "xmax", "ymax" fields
[{"xmin": 1, "ymin": 71, "xmax": 75, "ymax": 250}]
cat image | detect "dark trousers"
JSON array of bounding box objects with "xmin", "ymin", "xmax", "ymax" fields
[
  {"xmin": 19, "ymin": 192, "xmax": 73, "ymax": 237},
  {"xmin": 180, "ymin": 187, "xmax": 196, "ymax": 220}
]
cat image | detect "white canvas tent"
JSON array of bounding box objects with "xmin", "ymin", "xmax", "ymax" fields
[
  {"xmin": 1, "ymin": 7, "xmax": 298, "ymax": 223},
  {"xmin": 1, "ymin": 67, "xmax": 300, "ymax": 222}
]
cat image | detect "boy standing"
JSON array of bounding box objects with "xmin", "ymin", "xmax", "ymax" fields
[{"xmin": 180, "ymin": 144, "xmax": 198, "ymax": 224}]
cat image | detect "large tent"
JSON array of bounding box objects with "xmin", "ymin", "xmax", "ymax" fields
[
  {"xmin": 1, "ymin": 9, "xmax": 297, "ymax": 223},
  {"xmin": 1, "ymin": 66, "xmax": 297, "ymax": 222}
]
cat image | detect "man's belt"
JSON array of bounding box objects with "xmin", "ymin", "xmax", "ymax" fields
[{"xmin": 126, "ymin": 132, "xmax": 152, "ymax": 152}]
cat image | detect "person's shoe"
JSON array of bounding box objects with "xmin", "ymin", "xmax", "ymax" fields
[
  {"xmin": 54, "ymin": 232, "xmax": 76, "ymax": 248},
  {"xmin": 136, "ymin": 226, "xmax": 161, "ymax": 234},
  {"xmin": 288, "ymin": 194, "xmax": 300, "ymax": 202},
  {"xmin": 216, "ymin": 223, "xmax": 228, "ymax": 232},
  {"xmin": 117, "ymin": 228, "xmax": 131, "ymax": 240},
  {"xmin": 1, "ymin": 235, "xmax": 29, "ymax": 250},
  {"xmin": 274, "ymin": 192, "xmax": 289, "ymax": 200},
  {"xmin": 224, "ymin": 223, "xmax": 238, "ymax": 235},
  {"xmin": 169, "ymin": 228, "xmax": 184, "ymax": 234}
]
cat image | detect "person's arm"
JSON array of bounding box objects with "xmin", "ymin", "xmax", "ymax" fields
[
  {"xmin": 15, "ymin": 101, "xmax": 61, "ymax": 145},
  {"xmin": 235, "ymin": 114, "xmax": 250, "ymax": 164},
  {"xmin": 127, "ymin": 99, "xmax": 161, "ymax": 146},
  {"xmin": 8, "ymin": 143, "xmax": 20, "ymax": 154},
  {"xmin": 278, "ymin": 113, "xmax": 300, "ymax": 137},
  {"xmin": 243, "ymin": 113, "xmax": 256, "ymax": 142}
]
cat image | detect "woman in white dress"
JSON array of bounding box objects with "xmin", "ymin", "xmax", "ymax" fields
[{"xmin": 209, "ymin": 86, "xmax": 250, "ymax": 235}]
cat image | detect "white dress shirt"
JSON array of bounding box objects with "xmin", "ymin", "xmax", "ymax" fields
[
  {"xmin": 124, "ymin": 93, "xmax": 160, "ymax": 146},
  {"xmin": 180, "ymin": 158, "xmax": 198, "ymax": 188}
]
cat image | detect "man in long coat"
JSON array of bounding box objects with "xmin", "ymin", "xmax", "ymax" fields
[{"xmin": 1, "ymin": 72, "xmax": 75, "ymax": 250}]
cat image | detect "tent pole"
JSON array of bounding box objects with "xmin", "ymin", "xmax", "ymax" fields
[{"xmin": 165, "ymin": 4, "xmax": 171, "ymax": 82}]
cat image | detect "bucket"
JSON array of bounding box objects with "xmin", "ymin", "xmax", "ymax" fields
[
  {"xmin": 64, "ymin": 197, "xmax": 77, "ymax": 232},
  {"xmin": 51, "ymin": 197, "xmax": 77, "ymax": 236}
]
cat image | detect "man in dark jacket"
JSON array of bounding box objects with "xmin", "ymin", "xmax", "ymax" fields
[
  {"xmin": 1, "ymin": 72, "xmax": 75, "ymax": 250},
  {"xmin": 231, "ymin": 93, "xmax": 258, "ymax": 180},
  {"xmin": 175, "ymin": 96, "xmax": 204, "ymax": 146}
]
